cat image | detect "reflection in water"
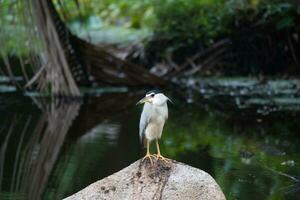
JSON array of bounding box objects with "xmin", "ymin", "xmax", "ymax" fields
[
  {"xmin": 0, "ymin": 92, "xmax": 142, "ymax": 200},
  {"xmin": 81, "ymin": 123, "xmax": 120, "ymax": 143},
  {"xmin": 44, "ymin": 92, "xmax": 143, "ymax": 199},
  {"xmin": 0, "ymin": 90, "xmax": 300, "ymax": 200},
  {"xmin": 26, "ymin": 99, "xmax": 82, "ymax": 200},
  {"xmin": 162, "ymin": 103, "xmax": 300, "ymax": 200},
  {"xmin": 0, "ymin": 97, "xmax": 81, "ymax": 200}
]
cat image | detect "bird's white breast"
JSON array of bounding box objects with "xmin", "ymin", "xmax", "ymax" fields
[{"xmin": 144, "ymin": 103, "xmax": 168, "ymax": 141}]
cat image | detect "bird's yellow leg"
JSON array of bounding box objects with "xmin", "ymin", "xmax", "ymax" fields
[
  {"xmin": 155, "ymin": 139, "xmax": 170, "ymax": 163},
  {"xmin": 142, "ymin": 140, "xmax": 155, "ymax": 165}
]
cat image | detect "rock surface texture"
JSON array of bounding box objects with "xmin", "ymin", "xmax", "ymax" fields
[{"xmin": 64, "ymin": 159, "xmax": 226, "ymax": 200}]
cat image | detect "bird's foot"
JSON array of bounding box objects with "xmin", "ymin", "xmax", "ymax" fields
[
  {"xmin": 142, "ymin": 153, "xmax": 156, "ymax": 165},
  {"xmin": 154, "ymin": 154, "xmax": 171, "ymax": 164}
]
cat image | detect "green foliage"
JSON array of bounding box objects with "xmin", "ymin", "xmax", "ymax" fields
[
  {"xmin": 223, "ymin": 1, "xmax": 300, "ymax": 75},
  {"xmin": 264, "ymin": 3, "xmax": 297, "ymax": 30},
  {"xmin": 2, "ymin": 0, "xmax": 300, "ymax": 75},
  {"xmin": 154, "ymin": 0, "xmax": 228, "ymax": 45},
  {"xmin": 146, "ymin": 0, "xmax": 300, "ymax": 74},
  {"xmin": 54, "ymin": 0, "xmax": 156, "ymax": 29},
  {"xmin": 146, "ymin": 0, "xmax": 231, "ymax": 61},
  {"xmin": 0, "ymin": 0, "xmax": 41, "ymax": 55},
  {"xmin": 97, "ymin": 0, "xmax": 155, "ymax": 29}
]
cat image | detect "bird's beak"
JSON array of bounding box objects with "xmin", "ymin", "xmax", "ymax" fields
[{"xmin": 136, "ymin": 96, "xmax": 151, "ymax": 105}]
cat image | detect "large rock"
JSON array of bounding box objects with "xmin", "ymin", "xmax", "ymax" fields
[{"xmin": 64, "ymin": 159, "xmax": 226, "ymax": 200}]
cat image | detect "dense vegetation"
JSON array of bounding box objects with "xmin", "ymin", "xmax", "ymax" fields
[
  {"xmin": 51, "ymin": 0, "xmax": 300, "ymax": 75},
  {"xmin": 147, "ymin": 0, "xmax": 300, "ymax": 75},
  {"xmin": 1, "ymin": 0, "xmax": 300, "ymax": 80}
]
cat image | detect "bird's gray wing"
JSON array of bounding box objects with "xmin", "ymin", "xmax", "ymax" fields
[{"xmin": 139, "ymin": 103, "xmax": 151, "ymax": 145}]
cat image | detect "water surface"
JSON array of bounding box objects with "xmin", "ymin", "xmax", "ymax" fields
[{"xmin": 0, "ymin": 81, "xmax": 300, "ymax": 200}]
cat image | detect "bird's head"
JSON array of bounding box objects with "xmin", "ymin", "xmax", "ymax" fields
[{"xmin": 137, "ymin": 90, "xmax": 172, "ymax": 106}]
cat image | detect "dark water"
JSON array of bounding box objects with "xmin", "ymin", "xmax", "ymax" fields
[{"xmin": 0, "ymin": 82, "xmax": 300, "ymax": 200}]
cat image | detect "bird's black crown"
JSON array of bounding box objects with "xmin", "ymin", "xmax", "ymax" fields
[{"xmin": 146, "ymin": 89, "xmax": 161, "ymax": 95}]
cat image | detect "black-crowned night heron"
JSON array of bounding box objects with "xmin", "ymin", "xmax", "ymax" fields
[{"xmin": 137, "ymin": 90, "xmax": 172, "ymax": 164}]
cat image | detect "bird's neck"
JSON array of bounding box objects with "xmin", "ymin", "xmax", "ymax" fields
[{"xmin": 152, "ymin": 102, "xmax": 167, "ymax": 107}]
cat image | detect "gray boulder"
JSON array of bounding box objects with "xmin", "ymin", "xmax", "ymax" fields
[{"xmin": 64, "ymin": 159, "xmax": 226, "ymax": 200}]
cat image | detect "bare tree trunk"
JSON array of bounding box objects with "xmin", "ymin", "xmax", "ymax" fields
[
  {"xmin": 29, "ymin": 0, "xmax": 165, "ymax": 95},
  {"xmin": 31, "ymin": 0, "xmax": 81, "ymax": 96}
]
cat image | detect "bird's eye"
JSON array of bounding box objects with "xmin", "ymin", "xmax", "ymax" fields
[{"xmin": 151, "ymin": 94, "xmax": 155, "ymax": 97}]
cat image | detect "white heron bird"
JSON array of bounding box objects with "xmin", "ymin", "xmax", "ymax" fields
[{"xmin": 137, "ymin": 90, "xmax": 172, "ymax": 164}]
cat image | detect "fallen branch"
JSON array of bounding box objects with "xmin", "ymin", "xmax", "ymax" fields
[
  {"xmin": 169, "ymin": 39, "xmax": 230, "ymax": 76},
  {"xmin": 24, "ymin": 62, "xmax": 47, "ymax": 89}
]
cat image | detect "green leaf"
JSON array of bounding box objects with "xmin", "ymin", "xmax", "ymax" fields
[{"xmin": 276, "ymin": 16, "xmax": 294, "ymax": 30}]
